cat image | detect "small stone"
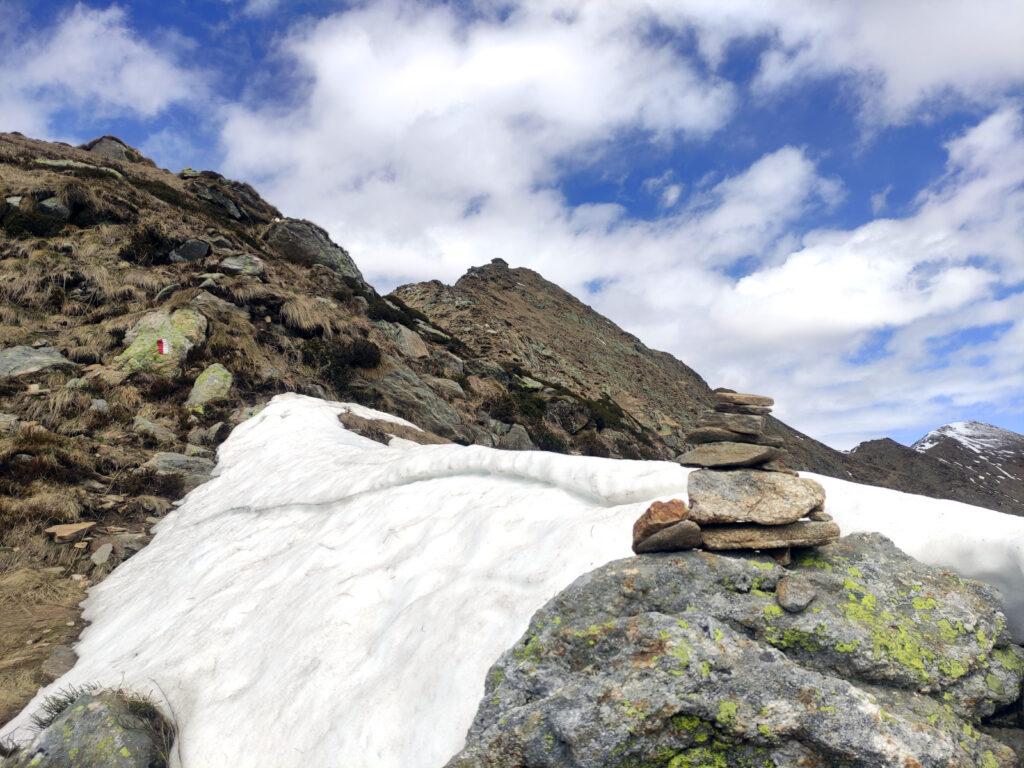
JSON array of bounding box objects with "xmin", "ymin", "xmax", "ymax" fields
[
  {"xmin": 776, "ymin": 575, "xmax": 817, "ymax": 612},
  {"xmin": 700, "ymin": 411, "xmax": 765, "ymax": 436},
  {"xmin": 714, "ymin": 403, "xmax": 772, "ymax": 415},
  {"xmin": 39, "ymin": 644, "xmax": 77, "ymax": 682},
  {"xmin": 45, "ymin": 522, "xmax": 96, "ymax": 542},
  {"xmin": 88, "ymin": 398, "xmax": 108, "ymax": 414},
  {"xmin": 714, "ymin": 391, "xmax": 775, "ymax": 407},
  {"xmin": 90, "ymin": 542, "xmax": 113, "ymax": 566},
  {"xmin": 632, "ymin": 499, "xmax": 689, "ymax": 546},
  {"xmin": 153, "ymin": 283, "xmax": 180, "ymax": 302},
  {"xmin": 761, "ymin": 460, "xmax": 798, "ymax": 475},
  {"xmin": 700, "ymin": 520, "xmax": 840, "ymax": 551},
  {"xmin": 677, "ymin": 441, "xmax": 779, "ymax": 469},
  {"xmin": 219, "ymin": 253, "xmax": 265, "ymax": 276},
  {"xmin": 768, "ymin": 547, "xmax": 792, "ymax": 565},
  {"xmin": 36, "ymin": 196, "xmax": 71, "ymax": 221},
  {"xmin": 132, "ymin": 416, "xmax": 177, "ymax": 444},
  {"xmin": 688, "ymin": 470, "xmax": 827, "ymax": 525},
  {"xmin": 169, "ymin": 238, "xmax": 211, "ymax": 263},
  {"xmin": 633, "ymin": 519, "xmax": 702, "ymax": 554},
  {"xmin": 808, "ymin": 509, "xmax": 833, "ymax": 522}
]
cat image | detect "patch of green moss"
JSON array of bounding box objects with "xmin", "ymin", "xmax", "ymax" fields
[{"xmin": 514, "ymin": 634, "xmax": 544, "ymax": 664}]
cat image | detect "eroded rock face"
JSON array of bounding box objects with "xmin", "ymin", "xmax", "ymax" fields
[{"xmin": 447, "ymin": 534, "xmax": 1024, "ymax": 768}]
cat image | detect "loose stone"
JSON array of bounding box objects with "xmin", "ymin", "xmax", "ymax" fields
[
  {"xmin": 632, "ymin": 499, "xmax": 689, "ymax": 547},
  {"xmin": 632, "ymin": 520, "xmax": 702, "ymax": 554},
  {"xmin": 700, "ymin": 520, "xmax": 840, "ymax": 550}
]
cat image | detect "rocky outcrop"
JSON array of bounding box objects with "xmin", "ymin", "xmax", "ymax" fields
[
  {"xmin": 448, "ymin": 534, "xmax": 1024, "ymax": 768},
  {"xmin": 263, "ymin": 218, "xmax": 364, "ymax": 282}
]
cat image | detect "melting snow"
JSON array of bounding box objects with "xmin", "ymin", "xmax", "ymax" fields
[{"xmin": 4, "ymin": 394, "xmax": 1024, "ymax": 767}]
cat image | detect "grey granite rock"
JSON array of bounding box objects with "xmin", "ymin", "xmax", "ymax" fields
[{"xmin": 447, "ymin": 534, "xmax": 1023, "ymax": 768}]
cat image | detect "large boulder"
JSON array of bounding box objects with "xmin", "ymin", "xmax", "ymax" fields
[
  {"xmin": 349, "ymin": 361, "xmax": 465, "ymax": 440},
  {"xmin": 0, "ymin": 346, "xmax": 77, "ymax": 378},
  {"xmin": 448, "ymin": 534, "xmax": 1024, "ymax": 768},
  {"xmin": 263, "ymin": 218, "xmax": 364, "ymax": 282},
  {"xmin": 1, "ymin": 690, "xmax": 171, "ymax": 768},
  {"xmin": 112, "ymin": 308, "xmax": 207, "ymax": 377}
]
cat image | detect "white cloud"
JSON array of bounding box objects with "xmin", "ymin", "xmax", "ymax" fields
[
  {"xmin": 0, "ymin": 4, "xmax": 204, "ymax": 139},
  {"xmin": 216, "ymin": 2, "xmax": 1024, "ymax": 448}
]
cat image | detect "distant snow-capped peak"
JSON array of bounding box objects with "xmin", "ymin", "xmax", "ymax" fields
[{"xmin": 912, "ymin": 421, "xmax": 1021, "ymax": 455}]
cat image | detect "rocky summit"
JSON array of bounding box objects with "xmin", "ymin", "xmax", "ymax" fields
[
  {"xmin": 449, "ymin": 533, "xmax": 1024, "ymax": 768},
  {"xmin": 633, "ymin": 392, "xmax": 838, "ymax": 560}
]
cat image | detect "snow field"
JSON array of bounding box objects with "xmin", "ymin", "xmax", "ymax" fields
[{"xmin": 3, "ymin": 394, "xmax": 1023, "ymax": 767}]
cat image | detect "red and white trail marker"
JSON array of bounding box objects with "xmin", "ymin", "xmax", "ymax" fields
[{"xmin": 156, "ymin": 338, "xmax": 172, "ymax": 355}]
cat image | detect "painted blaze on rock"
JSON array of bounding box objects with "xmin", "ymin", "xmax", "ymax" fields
[
  {"xmin": 113, "ymin": 308, "xmax": 207, "ymax": 377},
  {"xmin": 448, "ymin": 533, "xmax": 1024, "ymax": 768}
]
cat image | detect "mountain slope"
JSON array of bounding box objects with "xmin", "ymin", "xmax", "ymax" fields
[
  {"xmin": 914, "ymin": 422, "xmax": 1024, "ymax": 510},
  {"xmin": 394, "ymin": 260, "xmax": 1024, "ymax": 514}
]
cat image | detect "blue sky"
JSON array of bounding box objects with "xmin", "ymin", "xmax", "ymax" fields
[{"xmin": 2, "ymin": 1, "xmax": 1023, "ymax": 448}]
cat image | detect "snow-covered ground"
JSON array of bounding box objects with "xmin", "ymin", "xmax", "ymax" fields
[{"xmin": 4, "ymin": 393, "xmax": 1024, "ymax": 767}]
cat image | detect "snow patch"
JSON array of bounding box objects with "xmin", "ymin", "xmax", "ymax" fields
[{"xmin": 4, "ymin": 394, "xmax": 1024, "ymax": 768}]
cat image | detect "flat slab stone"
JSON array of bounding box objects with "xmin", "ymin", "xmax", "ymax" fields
[
  {"xmin": 686, "ymin": 426, "xmax": 785, "ymax": 448},
  {"xmin": 0, "ymin": 346, "xmax": 76, "ymax": 378},
  {"xmin": 677, "ymin": 441, "xmax": 779, "ymax": 469},
  {"xmin": 714, "ymin": 403, "xmax": 772, "ymax": 415},
  {"xmin": 700, "ymin": 520, "xmax": 840, "ymax": 550},
  {"xmin": 633, "ymin": 519, "xmax": 702, "ymax": 554},
  {"xmin": 700, "ymin": 411, "xmax": 765, "ymax": 436},
  {"xmin": 44, "ymin": 521, "xmax": 96, "ymax": 542},
  {"xmin": 632, "ymin": 499, "xmax": 689, "ymax": 546},
  {"xmin": 714, "ymin": 391, "xmax": 775, "ymax": 407},
  {"xmin": 688, "ymin": 469, "xmax": 826, "ymax": 525}
]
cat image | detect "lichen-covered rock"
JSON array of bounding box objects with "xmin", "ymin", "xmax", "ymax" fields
[
  {"xmin": 113, "ymin": 308, "xmax": 207, "ymax": 377},
  {"xmin": 688, "ymin": 469, "xmax": 826, "ymax": 525},
  {"xmin": 263, "ymin": 218, "xmax": 364, "ymax": 281},
  {"xmin": 0, "ymin": 346, "xmax": 77, "ymax": 378},
  {"xmin": 448, "ymin": 534, "xmax": 1024, "ymax": 768},
  {"xmin": 185, "ymin": 363, "xmax": 233, "ymax": 414},
  {"xmin": 1, "ymin": 691, "xmax": 169, "ymax": 768}
]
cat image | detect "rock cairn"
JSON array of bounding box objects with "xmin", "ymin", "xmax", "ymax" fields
[{"xmin": 632, "ymin": 390, "xmax": 839, "ymax": 561}]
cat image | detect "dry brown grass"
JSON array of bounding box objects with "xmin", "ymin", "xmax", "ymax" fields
[
  {"xmin": 0, "ymin": 567, "xmax": 84, "ymax": 726},
  {"xmin": 281, "ymin": 295, "xmax": 340, "ymax": 338},
  {"xmin": 0, "ymin": 426, "xmax": 96, "ymax": 487},
  {"xmin": 0, "ymin": 489, "xmax": 81, "ymax": 528},
  {"xmin": 14, "ymin": 388, "xmax": 92, "ymax": 428}
]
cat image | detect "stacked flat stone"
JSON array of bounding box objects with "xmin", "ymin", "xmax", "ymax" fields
[{"xmin": 631, "ymin": 390, "xmax": 839, "ymax": 560}]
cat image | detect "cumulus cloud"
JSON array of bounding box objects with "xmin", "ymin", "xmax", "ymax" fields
[
  {"xmin": 0, "ymin": 3, "xmax": 204, "ymax": 139},
  {"xmin": 216, "ymin": 1, "xmax": 1023, "ymax": 447}
]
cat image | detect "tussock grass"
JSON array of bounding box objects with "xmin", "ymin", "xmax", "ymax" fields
[
  {"xmin": 281, "ymin": 295, "xmax": 340, "ymax": 337},
  {"xmin": 0, "ymin": 426, "xmax": 96, "ymax": 485}
]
